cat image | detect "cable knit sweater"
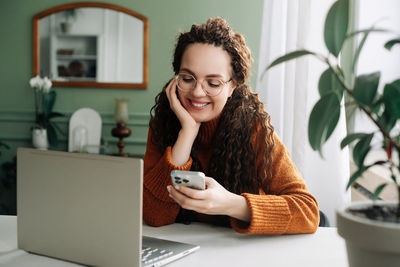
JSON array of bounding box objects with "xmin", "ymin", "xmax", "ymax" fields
[{"xmin": 143, "ymin": 117, "xmax": 319, "ymax": 235}]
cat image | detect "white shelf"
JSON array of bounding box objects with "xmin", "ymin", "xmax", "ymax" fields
[
  {"xmin": 54, "ymin": 76, "xmax": 96, "ymax": 82},
  {"xmin": 50, "ymin": 32, "xmax": 99, "ymax": 80},
  {"xmin": 56, "ymin": 54, "xmax": 97, "ymax": 60}
]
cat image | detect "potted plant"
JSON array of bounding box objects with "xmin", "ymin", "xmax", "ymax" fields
[
  {"xmin": 0, "ymin": 140, "xmax": 9, "ymax": 156},
  {"xmin": 60, "ymin": 9, "xmax": 77, "ymax": 34},
  {"xmin": 29, "ymin": 75, "xmax": 64, "ymax": 149},
  {"xmin": 265, "ymin": 0, "xmax": 400, "ymax": 266},
  {"xmin": 0, "ymin": 140, "xmax": 16, "ymax": 215}
]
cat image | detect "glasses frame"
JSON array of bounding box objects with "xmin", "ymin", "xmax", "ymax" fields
[{"xmin": 175, "ymin": 73, "xmax": 232, "ymax": 97}]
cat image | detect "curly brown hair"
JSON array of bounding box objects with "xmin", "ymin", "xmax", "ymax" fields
[{"xmin": 150, "ymin": 17, "xmax": 275, "ymax": 194}]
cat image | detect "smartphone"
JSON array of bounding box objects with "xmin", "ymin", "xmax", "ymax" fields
[{"xmin": 170, "ymin": 170, "xmax": 206, "ymax": 190}]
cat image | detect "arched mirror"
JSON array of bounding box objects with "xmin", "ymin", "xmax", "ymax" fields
[{"xmin": 33, "ymin": 2, "xmax": 148, "ymax": 89}]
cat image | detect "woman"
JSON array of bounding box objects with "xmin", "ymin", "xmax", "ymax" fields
[{"xmin": 143, "ymin": 17, "xmax": 319, "ymax": 234}]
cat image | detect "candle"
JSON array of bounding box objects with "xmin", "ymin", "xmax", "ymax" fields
[{"xmin": 114, "ymin": 98, "xmax": 129, "ymax": 123}]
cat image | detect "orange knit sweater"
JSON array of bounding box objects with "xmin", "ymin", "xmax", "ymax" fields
[{"xmin": 143, "ymin": 117, "xmax": 319, "ymax": 234}]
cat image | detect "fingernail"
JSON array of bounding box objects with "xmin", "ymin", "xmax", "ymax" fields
[
  {"xmin": 167, "ymin": 186, "xmax": 171, "ymax": 193},
  {"xmin": 174, "ymin": 185, "xmax": 179, "ymax": 190}
]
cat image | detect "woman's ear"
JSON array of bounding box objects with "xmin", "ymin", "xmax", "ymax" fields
[{"xmin": 228, "ymin": 81, "xmax": 237, "ymax": 97}]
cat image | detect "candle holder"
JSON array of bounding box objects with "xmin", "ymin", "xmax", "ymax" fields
[
  {"xmin": 112, "ymin": 122, "xmax": 131, "ymax": 156},
  {"xmin": 112, "ymin": 98, "xmax": 131, "ymax": 157}
]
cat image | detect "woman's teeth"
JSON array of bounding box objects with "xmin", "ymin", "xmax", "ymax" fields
[{"xmin": 192, "ymin": 102, "xmax": 207, "ymax": 107}]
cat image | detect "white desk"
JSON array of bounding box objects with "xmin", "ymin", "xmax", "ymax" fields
[{"xmin": 0, "ymin": 216, "xmax": 348, "ymax": 267}]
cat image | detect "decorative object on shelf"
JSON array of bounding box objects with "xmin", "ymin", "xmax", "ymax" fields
[
  {"xmin": 112, "ymin": 98, "xmax": 131, "ymax": 157},
  {"xmin": 68, "ymin": 108, "xmax": 102, "ymax": 154},
  {"xmin": 68, "ymin": 60, "xmax": 85, "ymax": 77},
  {"xmin": 57, "ymin": 65, "xmax": 69, "ymax": 77},
  {"xmin": 71, "ymin": 125, "xmax": 88, "ymax": 153},
  {"xmin": 60, "ymin": 9, "xmax": 77, "ymax": 34},
  {"xmin": 57, "ymin": 49, "xmax": 73, "ymax": 55},
  {"xmin": 266, "ymin": 0, "xmax": 400, "ymax": 266},
  {"xmin": 29, "ymin": 75, "xmax": 64, "ymax": 149}
]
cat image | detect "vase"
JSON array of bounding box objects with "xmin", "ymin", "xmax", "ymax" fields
[
  {"xmin": 337, "ymin": 200, "xmax": 400, "ymax": 267},
  {"xmin": 32, "ymin": 128, "xmax": 49, "ymax": 150},
  {"xmin": 60, "ymin": 22, "xmax": 71, "ymax": 33}
]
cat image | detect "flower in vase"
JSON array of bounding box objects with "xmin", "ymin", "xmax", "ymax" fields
[{"xmin": 29, "ymin": 75, "xmax": 64, "ymax": 147}]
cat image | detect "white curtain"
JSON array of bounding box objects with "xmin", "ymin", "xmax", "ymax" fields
[{"xmin": 256, "ymin": 0, "xmax": 350, "ymax": 225}]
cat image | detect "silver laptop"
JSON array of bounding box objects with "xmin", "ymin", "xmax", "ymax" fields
[{"xmin": 17, "ymin": 148, "xmax": 199, "ymax": 267}]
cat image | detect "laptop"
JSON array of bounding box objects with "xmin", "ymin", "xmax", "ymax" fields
[{"xmin": 17, "ymin": 148, "xmax": 199, "ymax": 267}]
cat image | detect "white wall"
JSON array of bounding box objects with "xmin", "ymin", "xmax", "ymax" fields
[{"xmin": 354, "ymin": 0, "xmax": 400, "ymax": 135}]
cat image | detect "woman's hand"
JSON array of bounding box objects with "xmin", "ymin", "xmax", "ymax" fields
[
  {"xmin": 165, "ymin": 77, "xmax": 200, "ymax": 166},
  {"xmin": 165, "ymin": 77, "xmax": 200, "ymax": 132},
  {"xmin": 167, "ymin": 177, "xmax": 251, "ymax": 223}
]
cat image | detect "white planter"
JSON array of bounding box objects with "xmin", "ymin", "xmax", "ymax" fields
[
  {"xmin": 32, "ymin": 128, "xmax": 49, "ymax": 150},
  {"xmin": 337, "ymin": 201, "xmax": 400, "ymax": 267}
]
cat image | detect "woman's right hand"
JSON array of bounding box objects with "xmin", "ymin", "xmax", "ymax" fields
[
  {"xmin": 165, "ymin": 77, "xmax": 200, "ymax": 166},
  {"xmin": 165, "ymin": 77, "xmax": 200, "ymax": 132}
]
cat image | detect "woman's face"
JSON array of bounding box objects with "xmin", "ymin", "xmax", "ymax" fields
[{"xmin": 177, "ymin": 43, "xmax": 236, "ymax": 123}]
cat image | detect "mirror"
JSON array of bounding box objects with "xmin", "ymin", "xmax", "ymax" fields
[{"xmin": 33, "ymin": 3, "xmax": 148, "ymax": 89}]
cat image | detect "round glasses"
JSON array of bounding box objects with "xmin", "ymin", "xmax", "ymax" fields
[{"xmin": 175, "ymin": 73, "xmax": 232, "ymax": 97}]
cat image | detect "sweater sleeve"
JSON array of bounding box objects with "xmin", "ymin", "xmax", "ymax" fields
[
  {"xmin": 230, "ymin": 132, "xmax": 319, "ymax": 234},
  {"xmin": 143, "ymin": 129, "xmax": 192, "ymax": 226}
]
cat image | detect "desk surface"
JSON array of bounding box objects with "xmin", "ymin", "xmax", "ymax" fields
[{"xmin": 0, "ymin": 216, "xmax": 348, "ymax": 267}]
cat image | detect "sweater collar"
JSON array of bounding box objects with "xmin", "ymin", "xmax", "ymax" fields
[{"xmin": 196, "ymin": 113, "xmax": 221, "ymax": 147}]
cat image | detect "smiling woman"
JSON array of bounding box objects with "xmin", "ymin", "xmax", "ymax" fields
[{"xmin": 143, "ymin": 17, "xmax": 320, "ymax": 235}]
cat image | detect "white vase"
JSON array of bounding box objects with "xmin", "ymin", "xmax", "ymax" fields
[
  {"xmin": 32, "ymin": 128, "xmax": 49, "ymax": 150},
  {"xmin": 337, "ymin": 200, "xmax": 400, "ymax": 267}
]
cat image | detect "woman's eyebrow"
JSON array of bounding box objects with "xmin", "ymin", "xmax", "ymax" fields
[{"xmin": 179, "ymin": 68, "xmax": 224, "ymax": 78}]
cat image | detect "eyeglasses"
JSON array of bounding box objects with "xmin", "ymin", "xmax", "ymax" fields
[{"xmin": 175, "ymin": 73, "xmax": 232, "ymax": 97}]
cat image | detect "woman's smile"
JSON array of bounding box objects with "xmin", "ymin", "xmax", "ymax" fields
[{"xmin": 188, "ymin": 99, "xmax": 210, "ymax": 110}]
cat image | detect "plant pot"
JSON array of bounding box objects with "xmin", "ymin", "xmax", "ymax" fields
[
  {"xmin": 32, "ymin": 128, "xmax": 49, "ymax": 150},
  {"xmin": 337, "ymin": 201, "xmax": 400, "ymax": 267},
  {"xmin": 60, "ymin": 22, "xmax": 71, "ymax": 33}
]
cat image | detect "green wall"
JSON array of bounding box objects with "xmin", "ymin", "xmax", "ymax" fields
[{"xmin": 0, "ymin": 0, "xmax": 263, "ymax": 171}]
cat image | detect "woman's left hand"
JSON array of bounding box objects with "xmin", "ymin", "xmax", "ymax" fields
[{"xmin": 167, "ymin": 177, "xmax": 251, "ymax": 222}]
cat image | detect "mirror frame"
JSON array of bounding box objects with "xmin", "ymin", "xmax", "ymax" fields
[{"xmin": 33, "ymin": 2, "xmax": 149, "ymax": 89}]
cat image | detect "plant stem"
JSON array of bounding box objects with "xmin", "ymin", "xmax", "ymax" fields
[
  {"xmin": 34, "ymin": 89, "xmax": 39, "ymax": 124},
  {"xmin": 323, "ymin": 58, "xmax": 400, "ymax": 151}
]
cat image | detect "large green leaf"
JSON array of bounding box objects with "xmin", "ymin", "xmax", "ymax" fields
[
  {"xmin": 378, "ymin": 108, "xmax": 397, "ymax": 133},
  {"xmin": 318, "ymin": 68, "xmax": 344, "ymax": 99},
  {"xmin": 44, "ymin": 91, "xmax": 56, "ymax": 116},
  {"xmin": 49, "ymin": 112, "xmax": 64, "ymax": 119},
  {"xmin": 353, "ymin": 133, "xmax": 374, "ymax": 168},
  {"xmin": 266, "ymin": 50, "xmax": 315, "ymax": 71},
  {"xmin": 353, "ymin": 72, "xmax": 380, "ymax": 107},
  {"xmin": 372, "ymin": 183, "xmax": 387, "ymax": 200},
  {"xmin": 340, "ymin": 133, "xmax": 369, "ymax": 149},
  {"xmin": 346, "ymin": 28, "xmax": 388, "ymax": 39},
  {"xmin": 324, "ymin": 0, "xmax": 349, "ymax": 57},
  {"xmin": 351, "ymin": 28, "xmax": 371, "ymax": 73},
  {"xmin": 0, "ymin": 141, "xmax": 10, "ymax": 150},
  {"xmin": 47, "ymin": 123, "xmax": 58, "ymax": 147},
  {"xmin": 383, "ymin": 79, "xmax": 400, "ymax": 119},
  {"xmin": 384, "ymin": 38, "xmax": 400, "ymax": 51},
  {"xmin": 50, "ymin": 121, "xmax": 66, "ymax": 136},
  {"xmin": 308, "ymin": 92, "xmax": 341, "ymax": 153}
]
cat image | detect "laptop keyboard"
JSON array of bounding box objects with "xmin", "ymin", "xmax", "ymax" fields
[{"xmin": 141, "ymin": 246, "xmax": 173, "ymax": 265}]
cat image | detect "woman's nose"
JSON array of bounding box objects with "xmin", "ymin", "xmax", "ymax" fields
[{"xmin": 191, "ymin": 81, "xmax": 207, "ymax": 97}]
